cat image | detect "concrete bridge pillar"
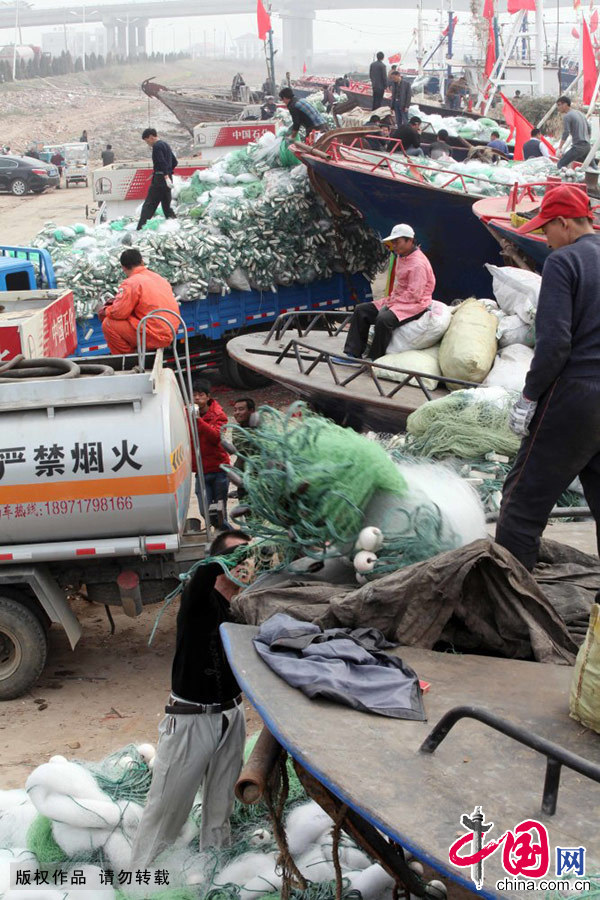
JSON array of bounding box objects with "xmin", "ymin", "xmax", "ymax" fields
[
  {"xmin": 103, "ymin": 19, "xmax": 117, "ymax": 54},
  {"xmin": 128, "ymin": 21, "xmax": 138, "ymax": 55},
  {"xmin": 279, "ymin": 7, "xmax": 314, "ymax": 76},
  {"xmin": 136, "ymin": 19, "xmax": 148, "ymax": 53},
  {"xmin": 116, "ymin": 21, "xmax": 127, "ymax": 56}
]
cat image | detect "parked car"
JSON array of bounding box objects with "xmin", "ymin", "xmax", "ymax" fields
[{"xmin": 0, "ymin": 155, "xmax": 59, "ymax": 196}]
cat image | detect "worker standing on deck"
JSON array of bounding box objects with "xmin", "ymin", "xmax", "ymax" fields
[
  {"xmin": 496, "ymin": 185, "xmax": 600, "ymax": 570},
  {"xmin": 130, "ymin": 529, "xmax": 250, "ymax": 867},
  {"xmin": 278, "ymin": 88, "xmax": 328, "ymax": 140},
  {"xmin": 556, "ymin": 96, "xmax": 592, "ymax": 169},
  {"xmin": 100, "ymin": 248, "xmax": 180, "ymax": 355},
  {"xmin": 137, "ymin": 127, "xmax": 178, "ymax": 230},
  {"xmin": 335, "ymin": 224, "xmax": 435, "ymax": 363},
  {"xmin": 369, "ymin": 51, "xmax": 388, "ymax": 110},
  {"xmin": 390, "ymin": 70, "xmax": 412, "ymax": 126}
]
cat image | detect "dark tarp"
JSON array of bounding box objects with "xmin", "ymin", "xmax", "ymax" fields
[
  {"xmin": 232, "ymin": 539, "xmax": 597, "ymax": 666},
  {"xmin": 253, "ymin": 613, "xmax": 426, "ymax": 720}
]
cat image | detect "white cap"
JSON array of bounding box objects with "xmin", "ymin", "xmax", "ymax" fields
[{"xmin": 382, "ymin": 224, "xmax": 415, "ymax": 242}]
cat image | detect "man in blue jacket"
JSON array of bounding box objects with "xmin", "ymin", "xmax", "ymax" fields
[
  {"xmin": 496, "ymin": 185, "xmax": 600, "ymax": 570},
  {"xmin": 137, "ymin": 127, "xmax": 178, "ymax": 230}
]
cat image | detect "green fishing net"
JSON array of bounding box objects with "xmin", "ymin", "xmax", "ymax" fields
[{"xmin": 405, "ymin": 387, "xmax": 521, "ymax": 460}]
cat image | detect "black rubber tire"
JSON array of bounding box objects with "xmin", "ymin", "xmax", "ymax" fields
[
  {"xmin": 227, "ymin": 357, "xmax": 271, "ymax": 389},
  {"xmin": 0, "ymin": 595, "xmax": 48, "ymax": 700},
  {"xmin": 10, "ymin": 179, "xmax": 27, "ymax": 196},
  {"xmin": 218, "ymin": 353, "xmax": 245, "ymax": 388}
]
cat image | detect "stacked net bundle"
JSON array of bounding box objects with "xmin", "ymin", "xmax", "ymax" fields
[
  {"xmin": 0, "ymin": 738, "xmax": 399, "ymax": 900},
  {"xmin": 32, "ymin": 148, "xmax": 387, "ymax": 319},
  {"xmin": 405, "ymin": 386, "xmax": 522, "ymax": 460}
]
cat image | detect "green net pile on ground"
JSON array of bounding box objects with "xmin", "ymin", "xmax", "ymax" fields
[
  {"xmin": 404, "ymin": 386, "xmax": 522, "ymax": 460},
  {"xmin": 0, "ymin": 738, "xmax": 399, "ymax": 900}
]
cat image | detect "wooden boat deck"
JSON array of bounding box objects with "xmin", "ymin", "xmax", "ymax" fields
[
  {"xmin": 227, "ymin": 326, "xmax": 450, "ymax": 432},
  {"xmin": 222, "ymin": 622, "xmax": 600, "ymax": 900}
]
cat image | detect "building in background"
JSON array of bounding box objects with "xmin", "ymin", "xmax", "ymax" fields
[
  {"xmin": 234, "ymin": 32, "xmax": 265, "ymax": 61},
  {"xmin": 42, "ymin": 28, "xmax": 106, "ymax": 59}
]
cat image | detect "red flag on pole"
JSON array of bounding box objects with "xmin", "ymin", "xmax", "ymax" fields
[
  {"xmin": 303, "ymin": 60, "xmax": 307, "ymax": 74},
  {"xmin": 484, "ymin": 17, "xmax": 496, "ymax": 77},
  {"xmin": 591, "ymin": 9, "xmax": 599, "ymax": 30},
  {"xmin": 501, "ymin": 93, "xmax": 556, "ymax": 159},
  {"xmin": 572, "ymin": 26, "xmax": 581, "ymax": 37},
  {"xmin": 483, "ymin": 0, "xmax": 495, "ymax": 18},
  {"xmin": 257, "ymin": 0, "xmax": 272, "ymax": 40},
  {"xmin": 507, "ymin": 0, "xmax": 536, "ymax": 12},
  {"xmin": 583, "ymin": 16, "xmax": 599, "ymax": 102},
  {"xmin": 388, "ymin": 52, "xmax": 402, "ymax": 63},
  {"xmin": 442, "ymin": 15, "xmax": 458, "ymax": 35}
]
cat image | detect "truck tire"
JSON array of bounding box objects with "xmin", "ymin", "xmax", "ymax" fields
[
  {"xmin": 10, "ymin": 179, "xmax": 27, "ymax": 196},
  {"xmin": 227, "ymin": 357, "xmax": 271, "ymax": 389},
  {"xmin": 0, "ymin": 595, "xmax": 48, "ymax": 700}
]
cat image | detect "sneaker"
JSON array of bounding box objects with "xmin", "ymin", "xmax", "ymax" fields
[{"xmin": 331, "ymin": 353, "xmax": 363, "ymax": 366}]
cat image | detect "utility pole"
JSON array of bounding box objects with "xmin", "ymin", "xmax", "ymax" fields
[
  {"xmin": 417, "ymin": 0, "xmax": 424, "ymax": 76},
  {"xmin": 12, "ymin": 0, "xmax": 19, "ymax": 81}
]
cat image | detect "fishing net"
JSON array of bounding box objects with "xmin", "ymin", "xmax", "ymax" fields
[
  {"xmin": 405, "ymin": 386, "xmax": 522, "ymax": 460},
  {"xmin": 0, "ymin": 738, "xmax": 399, "ymax": 900}
]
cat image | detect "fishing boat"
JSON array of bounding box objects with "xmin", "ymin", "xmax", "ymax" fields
[
  {"xmin": 472, "ymin": 182, "xmax": 600, "ymax": 271},
  {"xmin": 226, "ymin": 309, "xmax": 479, "ymax": 433},
  {"xmin": 141, "ymin": 78, "xmax": 256, "ymax": 133},
  {"xmin": 297, "ymin": 130, "xmax": 504, "ymax": 300},
  {"xmin": 222, "ymin": 621, "xmax": 600, "ymax": 900}
]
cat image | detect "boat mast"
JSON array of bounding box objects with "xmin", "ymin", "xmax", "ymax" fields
[
  {"xmin": 535, "ymin": 0, "xmax": 544, "ymax": 97},
  {"xmin": 417, "ymin": 0, "xmax": 424, "ymax": 76}
]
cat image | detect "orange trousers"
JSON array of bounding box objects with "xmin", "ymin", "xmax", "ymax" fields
[{"xmin": 102, "ymin": 317, "xmax": 172, "ymax": 355}]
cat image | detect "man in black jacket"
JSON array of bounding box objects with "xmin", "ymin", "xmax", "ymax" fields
[
  {"xmin": 130, "ymin": 529, "xmax": 251, "ymax": 866},
  {"xmin": 496, "ymin": 185, "xmax": 600, "ymax": 570},
  {"xmin": 390, "ymin": 71, "xmax": 412, "ymax": 126},
  {"xmin": 369, "ymin": 51, "xmax": 387, "ymax": 109},
  {"xmin": 392, "ymin": 116, "xmax": 424, "ymax": 156},
  {"xmin": 137, "ymin": 127, "xmax": 178, "ymax": 230}
]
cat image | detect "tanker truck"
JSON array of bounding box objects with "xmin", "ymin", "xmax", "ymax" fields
[{"xmin": 0, "ymin": 351, "xmax": 208, "ymax": 700}]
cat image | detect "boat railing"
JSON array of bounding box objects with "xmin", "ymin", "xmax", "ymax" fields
[
  {"xmin": 263, "ymin": 309, "xmax": 353, "ymax": 343},
  {"xmin": 325, "ymin": 138, "xmax": 522, "ymax": 196}
]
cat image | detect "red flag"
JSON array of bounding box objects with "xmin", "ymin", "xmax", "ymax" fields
[
  {"xmin": 572, "ymin": 26, "xmax": 581, "ymax": 38},
  {"xmin": 507, "ymin": 0, "xmax": 535, "ymax": 11},
  {"xmin": 303, "ymin": 60, "xmax": 307, "ymax": 74},
  {"xmin": 501, "ymin": 92, "xmax": 556, "ymax": 159},
  {"xmin": 388, "ymin": 52, "xmax": 402, "ymax": 63},
  {"xmin": 583, "ymin": 16, "xmax": 599, "ymax": 101},
  {"xmin": 591, "ymin": 9, "xmax": 599, "ymax": 29},
  {"xmin": 485, "ymin": 17, "xmax": 496, "ymax": 77},
  {"xmin": 257, "ymin": 0, "xmax": 271, "ymax": 40},
  {"xmin": 442, "ymin": 15, "xmax": 458, "ymax": 35},
  {"xmin": 483, "ymin": 0, "xmax": 495, "ymax": 18}
]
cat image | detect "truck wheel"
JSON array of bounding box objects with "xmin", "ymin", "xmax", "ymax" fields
[
  {"xmin": 10, "ymin": 179, "xmax": 27, "ymax": 196},
  {"xmin": 0, "ymin": 596, "xmax": 48, "ymax": 700},
  {"xmin": 229, "ymin": 358, "xmax": 271, "ymax": 389}
]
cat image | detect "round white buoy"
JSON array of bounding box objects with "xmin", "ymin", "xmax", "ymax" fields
[
  {"xmin": 355, "ymin": 526, "xmax": 384, "ymax": 552},
  {"xmin": 136, "ymin": 743, "xmax": 156, "ymax": 764},
  {"xmin": 425, "ymin": 879, "xmax": 447, "ymax": 899},
  {"xmin": 353, "ymin": 550, "xmax": 377, "ymax": 574},
  {"xmin": 408, "ymin": 861, "xmax": 424, "ymax": 876}
]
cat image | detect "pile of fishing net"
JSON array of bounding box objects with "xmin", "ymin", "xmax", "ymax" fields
[
  {"xmin": 32, "ymin": 136, "xmax": 387, "ymax": 319},
  {"xmin": 407, "ymin": 106, "xmax": 513, "ymax": 145},
  {"xmin": 404, "ymin": 386, "xmax": 522, "ymax": 460},
  {"xmin": 208, "ymin": 403, "xmax": 487, "ymax": 586},
  {"xmin": 0, "ymin": 739, "xmax": 399, "ymax": 900},
  {"xmin": 388, "ymin": 154, "xmax": 557, "ymax": 198}
]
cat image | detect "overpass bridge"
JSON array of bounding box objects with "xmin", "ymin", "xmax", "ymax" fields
[{"xmin": 0, "ymin": 0, "xmax": 573, "ymax": 76}]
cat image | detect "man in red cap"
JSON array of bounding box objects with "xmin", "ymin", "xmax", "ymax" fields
[{"xmin": 495, "ymin": 184, "xmax": 600, "ymax": 570}]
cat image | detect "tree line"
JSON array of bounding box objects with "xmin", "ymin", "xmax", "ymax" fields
[{"xmin": 0, "ymin": 50, "xmax": 191, "ymax": 82}]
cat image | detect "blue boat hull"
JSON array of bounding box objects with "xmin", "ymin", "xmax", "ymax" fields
[{"xmin": 305, "ymin": 157, "xmax": 503, "ymax": 301}]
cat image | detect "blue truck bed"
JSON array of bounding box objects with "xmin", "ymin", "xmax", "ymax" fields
[{"xmin": 76, "ymin": 273, "xmax": 372, "ymax": 358}]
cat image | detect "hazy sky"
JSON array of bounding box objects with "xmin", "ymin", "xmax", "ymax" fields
[{"xmin": 0, "ymin": 3, "xmax": 583, "ymax": 65}]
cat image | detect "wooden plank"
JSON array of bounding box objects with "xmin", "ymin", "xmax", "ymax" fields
[{"xmin": 221, "ymin": 623, "xmax": 600, "ymax": 899}]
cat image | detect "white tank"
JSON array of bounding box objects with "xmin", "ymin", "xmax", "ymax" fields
[{"xmin": 0, "ymin": 365, "xmax": 192, "ymax": 545}]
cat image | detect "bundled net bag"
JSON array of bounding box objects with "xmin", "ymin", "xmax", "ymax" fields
[
  {"xmin": 485, "ymin": 264, "xmax": 542, "ymax": 325},
  {"xmin": 438, "ymin": 298, "xmax": 498, "ymax": 386},
  {"xmin": 497, "ymin": 313, "xmax": 535, "ymax": 348},
  {"xmin": 405, "ymin": 386, "xmax": 521, "ymax": 459},
  {"xmin": 483, "ymin": 344, "xmax": 534, "ymax": 393},
  {"xmin": 570, "ymin": 603, "xmax": 600, "ymax": 733},
  {"xmin": 373, "ymin": 346, "xmax": 440, "ymax": 390},
  {"xmin": 386, "ymin": 300, "xmax": 451, "ymax": 353}
]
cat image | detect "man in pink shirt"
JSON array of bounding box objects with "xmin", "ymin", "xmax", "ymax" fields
[{"xmin": 338, "ymin": 224, "xmax": 436, "ymax": 362}]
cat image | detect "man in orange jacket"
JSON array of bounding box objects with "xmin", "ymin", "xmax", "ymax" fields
[{"xmin": 100, "ymin": 248, "xmax": 180, "ymax": 355}]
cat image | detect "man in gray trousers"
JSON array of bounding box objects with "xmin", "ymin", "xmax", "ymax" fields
[{"xmin": 130, "ymin": 529, "xmax": 250, "ymax": 866}]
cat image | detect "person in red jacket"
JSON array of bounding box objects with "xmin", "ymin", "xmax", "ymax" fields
[
  {"xmin": 192, "ymin": 379, "xmax": 231, "ymax": 528},
  {"xmin": 100, "ymin": 248, "xmax": 180, "ymax": 355}
]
